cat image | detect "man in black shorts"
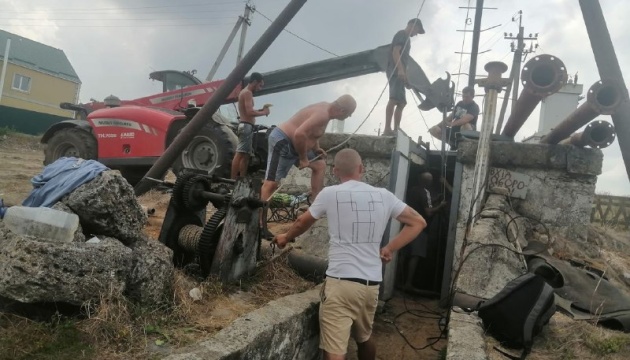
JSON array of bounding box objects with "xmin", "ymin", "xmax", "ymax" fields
[{"xmin": 383, "ymin": 18, "xmax": 425, "ymax": 136}]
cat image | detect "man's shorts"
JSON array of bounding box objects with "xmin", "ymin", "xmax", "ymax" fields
[
  {"xmin": 319, "ymin": 277, "xmax": 380, "ymax": 355},
  {"xmin": 264, "ymin": 127, "xmax": 318, "ymax": 182},
  {"xmin": 387, "ymin": 71, "xmax": 406, "ymax": 104},
  {"xmin": 236, "ymin": 122, "xmax": 254, "ymax": 154},
  {"xmin": 409, "ymin": 231, "xmax": 429, "ymax": 257}
]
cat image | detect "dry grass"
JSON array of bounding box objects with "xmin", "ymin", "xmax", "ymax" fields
[{"xmin": 0, "ymin": 251, "xmax": 314, "ymax": 360}]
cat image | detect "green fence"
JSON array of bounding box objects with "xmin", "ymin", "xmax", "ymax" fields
[{"xmin": 0, "ymin": 105, "xmax": 67, "ymax": 135}]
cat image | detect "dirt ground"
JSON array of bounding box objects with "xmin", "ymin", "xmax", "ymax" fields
[
  {"xmin": 2, "ymin": 132, "xmax": 630, "ymax": 359},
  {"xmin": 0, "ymin": 132, "xmax": 443, "ymax": 359}
]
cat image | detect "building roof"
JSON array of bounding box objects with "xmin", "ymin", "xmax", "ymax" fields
[{"xmin": 0, "ymin": 29, "xmax": 80, "ymax": 83}]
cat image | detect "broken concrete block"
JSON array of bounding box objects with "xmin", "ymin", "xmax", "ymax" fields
[
  {"xmin": 62, "ymin": 170, "xmax": 147, "ymax": 245},
  {"xmin": 0, "ymin": 224, "xmax": 132, "ymax": 305},
  {"xmin": 125, "ymin": 238, "xmax": 174, "ymax": 305}
]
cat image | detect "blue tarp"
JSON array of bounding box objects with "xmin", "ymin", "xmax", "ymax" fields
[{"xmin": 22, "ymin": 157, "xmax": 109, "ymax": 208}]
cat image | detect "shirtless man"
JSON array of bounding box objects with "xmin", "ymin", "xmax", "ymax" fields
[
  {"xmin": 261, "ymin": 95, "xmax": 357, "ymax": 223},
  {"xmin": 230, "ymin": 72, "xmax": 271, "ymax": 179}
]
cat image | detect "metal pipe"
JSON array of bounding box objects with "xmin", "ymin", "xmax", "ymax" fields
[
  {"xmin": 559, "ymin": 120, "xmax": 616, "ymax": 149},
  {"xmin": 501, "ymin": 54, "xmax": 568, "ymax": 138},
  {"xmin": 205, "ymin": 16, "xmax": 244, "ymax": 82},
  {"xmin": 471, "ymin": 61, "xmax": 508, "ymax": 223},
  {"xmin": 540, "ymin": 79, "xmax": 622, "ymax": 144},
  {"xmin": 495, "ymin": 52, "xmax": 518, "ymax": 134},
  {"xmin": 579, "ymin": 0, "xmax": 630, "ymax": 181},
  {"xmin": 134, "ymin": 0, "xmax": 308, "ymax": 196}
]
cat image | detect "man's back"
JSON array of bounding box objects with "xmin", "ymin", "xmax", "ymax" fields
[
  {"xmin": 278, "ymin": 102, "xmax": 329, "ymax": 140},
  {"xmin": 309, "ymin": 180, "xmax": 406, "ymax": 281}
]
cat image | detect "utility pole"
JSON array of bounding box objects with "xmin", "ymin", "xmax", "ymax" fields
[
  {"xmin": 237, "ymin": 4, "xmax": 254, "ymax": 64},
  {"xmin": 455, "ymin": 1, "xmax": 498, "ymax": 91},
  {"xmin": 468, "ymin": 0, "xmax": 484, "ymax": 88},
  {"xmin": 503, "ymin": 11, "xmax": 538, "ymax": 112},
  {"xmin": 205, "ymin": 3, "xmax": 254, "ymax": 82}
]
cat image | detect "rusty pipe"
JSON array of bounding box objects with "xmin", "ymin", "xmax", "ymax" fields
[
  {"xmin": 501, "ymin": 54, "xmax": 568, "ymax": 138},
  {"xmin": 559, "ymin": 120, "xmax": 616, "ymax": 149},
  {"xmin": 541, "ymin": 79, "xmax": 623, "ymax": 144}
]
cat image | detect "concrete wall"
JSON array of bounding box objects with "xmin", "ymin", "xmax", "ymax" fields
[
  {"xmin": 456, "ymin": 140, "xmax": 602, "ymax": 245},
  {"xmin": 279, "ymin": 133, "xmax": 396, "ymax": 194},
  {"xmin": 165, "ymin": 287, "xmax": 321, "ymax": 360}
]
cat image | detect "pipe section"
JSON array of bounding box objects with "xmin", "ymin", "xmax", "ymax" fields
[
  {"xmin": 501, "ymin": 54, "xmax": 568, "ymax": 138},
  {"xmin": 541, "ymin": 79, "xmax": 622, "ymax": 144},
  {"xmin": 558, "ymin": 120, "xmax": 616, "ymax": 149}
]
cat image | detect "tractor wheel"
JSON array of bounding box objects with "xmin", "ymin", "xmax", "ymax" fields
[
  {"xmin": 44, "ymin": 127, "xmax": 97, "ymax": 165},
  {"xmin": 172, "ymin": 124, "xmax": 237, "ymax": 178}
]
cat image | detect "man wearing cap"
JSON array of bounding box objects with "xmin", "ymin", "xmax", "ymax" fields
[{"xmin": 383, "ymin": 18, "xmax": 425, "ymax": 136}]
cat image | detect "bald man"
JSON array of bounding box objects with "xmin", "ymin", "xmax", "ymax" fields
[
  {"xmin": 261, "ymin": 94, "xmax": 357, "ymax": 206},
  {"xmin": 274, "ymin": 149, "xmax": 426, "ymax": 360}
]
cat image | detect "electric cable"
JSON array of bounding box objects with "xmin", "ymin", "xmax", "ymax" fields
[{"xmin": 253, "ymin": 8, "xmax": 339, "ymax": 57}]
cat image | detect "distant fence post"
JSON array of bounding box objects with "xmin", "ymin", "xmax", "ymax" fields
[{"xmin": 591, "ymin": 194, "xmax": 630, "ymax": 229}]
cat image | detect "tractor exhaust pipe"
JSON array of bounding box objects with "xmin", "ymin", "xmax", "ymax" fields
[
  {"xmin": 541, "ymin": 79, "xmax": 623, "ymax": 144},
  {"xmin": 558, "ymin": 120, "xmax": 616, "ymax": 149},
  {"xmin": 501, "ymin": 54, "xmax": 568, "ymax": 138}
]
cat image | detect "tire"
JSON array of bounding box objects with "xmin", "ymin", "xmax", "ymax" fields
[
  {"xmin": 44, "ymin": 127, "xmax": 97, "ymax": 165},
  {"xmin": 172, "ymin": 124, "xmax": 237, "ymax": 178}
]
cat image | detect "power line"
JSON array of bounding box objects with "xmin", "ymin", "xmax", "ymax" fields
[
  {"xmin": 253, "ymin": 8, "xmax": 339, "ymax": 57},
  {"xmin": 2, "ymin": 15, "xmax": 240, "ymax": 22},
  {"xmin": 454, "ymin": 0, "xmax": 472, "ymax": 94},
  {"xmin": 0, "ymin": 22, "xmax": 235, "ymax": 28},
  {"xmin": 2, "ymin": 1, "xmax": 246, "ymax": 13}
]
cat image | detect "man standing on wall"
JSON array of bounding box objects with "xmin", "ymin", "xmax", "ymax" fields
[
  {"xmin": 231, "ymin": 72, "xmax": 270, "ymax": 179},
  {"xmin": 274, "ymin": 149, "xmax": 426, "ymax": 360},
  {"xmin": 383, "ymin": 18, "xmax": 425, "ymax": 136}
]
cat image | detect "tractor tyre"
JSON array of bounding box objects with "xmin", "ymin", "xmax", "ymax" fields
[
  {"xmin": 44, "ymin": 127, "xmax": 97, "ymax": 165},
  {"xmin": 172, "ymin": 124, "xmax": 237, "ymax": 178}
]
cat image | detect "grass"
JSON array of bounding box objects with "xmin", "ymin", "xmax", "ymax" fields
[
  {"xmin": 0, "ymin": 126, "xmax": 15, "ymax": 137},
  {"xmin": 0, "ymin": 252, "xmax": 314, "ymax": 359}
]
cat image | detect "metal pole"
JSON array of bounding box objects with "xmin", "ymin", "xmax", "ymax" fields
[
  {"xmin": 495, "ymin": 51, "xmax": 518, "ymax": 134},
  {"xmin": 511, "ymin": 19, "xmax": 524, "ymax": 113},
  {"xmin": 471, "ymin": 62, "xmax": 508, "ymax": 221},
  {"xmin": 135, "ymin": 0, "xmax": 309, "ymax": 196},
  {"xmin": 468, "ymin": 0, "xmax": 484, "ymax": 88},
  {"xmin": 205, "ymin": 17, "xmax": 245, "ymax": 82},
  {"xmin": 237, "ymin": 4, "xmax": 253, "ymax": 64},
  {"xmin": 579, "ymin": 0, "xmax": 630, "ymax": 181},
  {"xmin": 0, "ymin": 39, "xmax": 11, "ymax": 102}
]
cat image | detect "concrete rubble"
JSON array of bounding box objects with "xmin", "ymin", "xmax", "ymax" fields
[{"xmin": 0, "ymin": 170, "xmax": 174, "ymax": 309}]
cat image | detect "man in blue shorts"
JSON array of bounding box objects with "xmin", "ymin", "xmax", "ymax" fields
[{"xmin": 260, "ymin": 95, "xmax": 357, "ymax": 237}]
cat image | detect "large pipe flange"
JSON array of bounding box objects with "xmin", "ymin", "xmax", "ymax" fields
[
  {"xmin": 587, "ymin": 79, "xmax": 623, "ymax": 115},
  {"xmin": 521, "ymin": 54, "xmax": 568, "ymax": 96}
]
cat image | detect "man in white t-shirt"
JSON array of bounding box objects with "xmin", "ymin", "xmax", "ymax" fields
[{"xmin": 274, "ymin": 148, "xmax": 426, "ymax": 360}]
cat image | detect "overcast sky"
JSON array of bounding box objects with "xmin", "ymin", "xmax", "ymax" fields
[{"xmin": 2, "ymin": 0, "xmax": 629, "ymax": 195}]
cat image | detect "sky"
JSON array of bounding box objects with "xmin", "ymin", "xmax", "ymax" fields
[{"xmin": 1, "ymin": 0, "xmax": 629, "ymax": 195}]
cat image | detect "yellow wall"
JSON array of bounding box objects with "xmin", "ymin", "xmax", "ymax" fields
[{"xmin": 0, "ymin": 61, "xmax": 79, "ymax": 118}]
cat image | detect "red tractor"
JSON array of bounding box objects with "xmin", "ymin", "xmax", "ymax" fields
[{"xmin": 40, "ymin": 46, "xmax": 452, "ymax": 185}]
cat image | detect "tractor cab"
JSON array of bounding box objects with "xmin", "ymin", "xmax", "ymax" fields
[{"xmin": 149, "ymin": 70, "xmax": 203, "ymax": 93}]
